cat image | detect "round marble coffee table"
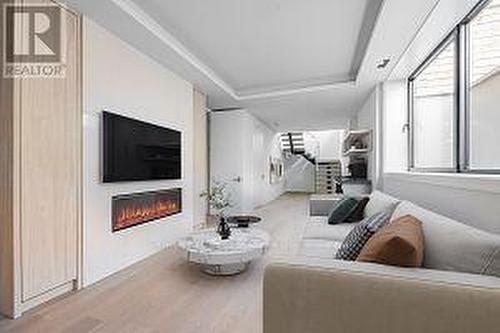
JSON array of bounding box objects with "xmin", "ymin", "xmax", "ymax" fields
[{"xmin": 176, "ymin": 228, "xmax": 270, "ymax": 276}]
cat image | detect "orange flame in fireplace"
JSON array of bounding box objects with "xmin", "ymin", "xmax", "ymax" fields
[{"xmin": 115, "ymin": 201, "xmax": 180, "ymax": 230}]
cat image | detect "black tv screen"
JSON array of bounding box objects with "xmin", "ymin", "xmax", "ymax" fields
[{"xmin": 103, "ymin": 111, "xmax": 181, "ymax": 182}]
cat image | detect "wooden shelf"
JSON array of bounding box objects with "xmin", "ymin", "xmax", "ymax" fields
[
  {"xmin": 342, "ymin": 129, "xmax": 372, "ymax": 156},
  {"xmin": 344, "ymin": 129, "xmax": 371, "ymax": 143}
]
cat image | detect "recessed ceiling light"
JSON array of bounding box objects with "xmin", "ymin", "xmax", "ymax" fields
[{"xmin": 376, "ymin": 58, "xmax": 391, "ymax": 69}]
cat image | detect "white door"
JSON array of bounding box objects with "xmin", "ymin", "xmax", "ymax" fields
[{"xmin": 209, "ymin": 111, "xmax": 246, "ymax": 215}]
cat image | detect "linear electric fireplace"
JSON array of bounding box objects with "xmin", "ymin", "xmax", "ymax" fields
[{"xmin": 112, "ymin": 188, "xmax": 182, "ymax": 232}]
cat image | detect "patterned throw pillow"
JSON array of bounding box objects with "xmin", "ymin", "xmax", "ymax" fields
[
  {"xmin": 327, "ymin": 197, "xmax": 359, "ymax": 225},
  {"xmin": 335, "ymin": 210, "xmax": 392, "ymax": 260}
]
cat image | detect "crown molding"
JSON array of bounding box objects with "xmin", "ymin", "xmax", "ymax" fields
[
  {"xmin": 111, "ymin": 0, "xmax": 360, "ymax": 101},
  {"xmin": 237, "ymin": 74, "xmax": 354, "ymax": 96},
  {"xmin": 238, "ymin": 80, "xmax": 357, "ymax": 100}
]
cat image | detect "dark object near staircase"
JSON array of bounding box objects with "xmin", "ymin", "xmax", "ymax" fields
[
  {"xmin": 334, "ymin": 179, "xmax": 344, "ymax": 194},
  {"xmin": 280, "ymin": 132, "xmax": 316, "ymax": 165}
]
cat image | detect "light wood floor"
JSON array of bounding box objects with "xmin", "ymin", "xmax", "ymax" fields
[{"xmin": 0, "ymin": 193, "xmax": 309, "ymax": 333}]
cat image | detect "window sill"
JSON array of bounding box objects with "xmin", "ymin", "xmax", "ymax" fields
[{"xmin": 383, "ymin": 171, "xmax": 500, "ymax": 194}]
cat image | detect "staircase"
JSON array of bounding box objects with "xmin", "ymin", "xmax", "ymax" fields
[
  {"xmin": 283, "ymin": 154, "xmax": 315, "ymax": 192},
  {"xmin": 280, "ymin": 132, "xmax": 316, "ymax": 165}
]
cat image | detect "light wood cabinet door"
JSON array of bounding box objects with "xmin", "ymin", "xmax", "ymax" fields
[{"xmin": 19, "ymin": 4, "xmax": 80, "ymax": 301}]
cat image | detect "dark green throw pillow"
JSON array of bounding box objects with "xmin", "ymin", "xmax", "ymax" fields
[
  {"xmin": 327, "ymin": 197, "xmax": 359, "ymax": 225},
  {"xmin": 345, "ymin": 197, "xmax": 370, "ymax": 222}
]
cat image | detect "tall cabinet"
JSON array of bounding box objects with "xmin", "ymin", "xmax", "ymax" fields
[
  {"xmin": 315, "ymin": 160, "xmax": 342, "ymax": 194},
  {"xmin": 0, "ymin": 0, "xmax": 81, "ymax": 318}
]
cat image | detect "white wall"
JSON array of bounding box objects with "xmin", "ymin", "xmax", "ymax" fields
[
  {"xmin": 83, "ymin": 18, "xmax": 194, "ymax": 286},
  {"xmin": 355, "ymin": 87, "xmax": 382, "ymax": 186},
  {"xmin": 382, "ymin": 80, "xmax": 407, "ymax": 172},
  {"xmin": 357, "ymin": 90, "xmax": 377, "ymax": 130},
  {"xmin": 311, "ymin": 130, "xmax": 345, "ymax": 160},
  {"xmin": 383, "ymin": 173, "xmax": 500, "ymax": 234},
  {"xmin": 249, "ymin": 116, "xmax": 286, "ymax": 208},
  {"xmin": 308, "ymin": 129, "xmax": 348, "ymax": 176},
  {"xmin": 210, "ymin": 110, "xmax": 285, "ymax": 214}
]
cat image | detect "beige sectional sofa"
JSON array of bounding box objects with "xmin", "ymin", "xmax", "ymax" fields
[{"xmin": 264, "ymin": 191, "xmax": 500, "ymax": 333}]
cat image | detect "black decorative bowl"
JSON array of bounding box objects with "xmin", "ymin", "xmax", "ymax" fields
[{"xmin": 226, "ymin": 215, "xmax": 262, "ymax": 228}]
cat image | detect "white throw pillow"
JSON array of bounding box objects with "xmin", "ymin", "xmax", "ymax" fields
[
  {"xmin": 364, "ymin": 191, "xmax": 400, "ymax": 218},
  {"xmin": 392, "ymin": 201, "xmax": 500, "ymax": 277}
]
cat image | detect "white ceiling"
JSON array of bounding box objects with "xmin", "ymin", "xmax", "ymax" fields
[
  {"xmin": 60, "ymin": 0, "xmax": 445, "ymax": 131},
  {"xmin": 137, "ymin": 0, "xmax": 371, "ymax": 93},
  {"xmin": 240, "ymin": 83, "xmax": 372, "ymax": 131}
]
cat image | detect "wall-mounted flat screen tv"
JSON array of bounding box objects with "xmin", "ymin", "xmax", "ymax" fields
[{"xmin": 103, "ymin": 111, "xmax": 181, "ymax": 182}]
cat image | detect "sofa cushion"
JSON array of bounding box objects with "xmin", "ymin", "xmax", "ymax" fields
[
  {"xmin": 308, "ymin": 216, "xmax": 329, "ymax": 224},
  {"xmin": 327, "ymin": 197, "xmax": 359, "ymax": 224},
  {"xmin": 299, "ymin": 239, "xmax": 342, "ymax": 259},
  {"xmin": 364, "ymin": 191, "xmax": 400, "ymax": 218},
  {"xmin": 345, "ymin": 197, "xmax": 370, "ymax": 222},
  {"xmin": 335, "ymin": 210, "xmax": 392, "ymax": 260},
  {"xmin": 392, "ymin": 201, "xmax": 500, "ymax": 277},
  {"xmin": 357, "ymin": 215, "xmax": 424, "ymax": 267},
  {"xmin": 303, "ymin": 223, "xmax": 356, "ymax": 241}
]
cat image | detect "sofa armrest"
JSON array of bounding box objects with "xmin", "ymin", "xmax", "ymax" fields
[{"xmin": 264, "ymin": 258, "xmax": 500, "ymax": 333}]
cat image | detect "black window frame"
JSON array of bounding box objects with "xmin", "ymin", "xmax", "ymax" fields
[{"xmin": 407, "ymin": 0, "xmax": 500, "ymax": 174}]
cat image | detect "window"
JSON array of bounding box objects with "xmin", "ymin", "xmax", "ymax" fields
[
  {"xmin": 469, "ymin": 0, "xmax": 500, "ymax": 170},
  {"xmin": 410, "ymin": 37, "xmax": 457, "ymax": 170},
  {"xmin": 408, "ymin": 0, "xmax": 500, "ymax": 173}
]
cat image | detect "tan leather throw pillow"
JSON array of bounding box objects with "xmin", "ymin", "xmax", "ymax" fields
[{"xmin": 357, "ymin": 215, "xmax": 424, "ymax": 267}]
